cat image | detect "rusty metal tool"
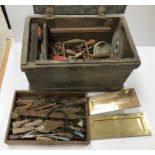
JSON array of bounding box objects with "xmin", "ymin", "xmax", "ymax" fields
[
  {"xmin": 62, "ymin": 39, "xmax": 89, "ymax": 57},
  {"xmin": 33, "ymin": 103, "xmax": 57, "ymax": 111},
  {"xmin": 75, "ymin": 39, "xmax": 96, "ymax": 51},
  {"xmin": 63, "ymin": 98, "xmax": 87, "ymax": 106},
  {"xmin": 35, "ymin": 120, "xmax": 64, "ymax": 133},
  {"xmin": 29, "ymin": 96, "xmax": 47, "ymax": 109},
  {"xmin": 71, "ymin": 45, "xmax": 94, "ymax": 59}
]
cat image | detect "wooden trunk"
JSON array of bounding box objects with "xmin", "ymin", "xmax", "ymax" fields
[{"xmin": 21, "ymin": 5, "xmax": 140, "ymax": 91}]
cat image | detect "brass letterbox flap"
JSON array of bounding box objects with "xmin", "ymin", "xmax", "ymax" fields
[
  {"xmin": 88, "ymin": 88, "xmax": 140, "ymax": 115},
  {"xmin": 89, "ymin": 113, "xmax": 152, "ymax": 140}
]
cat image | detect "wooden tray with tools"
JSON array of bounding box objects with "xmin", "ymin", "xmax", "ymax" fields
[{"xmin": 5, "ymin": 91, "xmax": 89, "ymax": 145}]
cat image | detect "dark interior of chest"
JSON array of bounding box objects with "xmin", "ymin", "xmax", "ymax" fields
[{"xmin": 28, "ymin": 16, "xmax": 134, "ymax": 63}]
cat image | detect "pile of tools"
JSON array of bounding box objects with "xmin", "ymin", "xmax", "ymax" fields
[
  {"xmin": 28, "ymin": 23, "xmax": 122, "ymax": 62},
  {"xmin": 9, "ymin": 95, "xmax": 87, "ymax": 142},
  {"xmin": 50, "ymin": 39, "xmax": 113, "ymax": 61},
  {"xmin": 29, "ymin": 23, "xmax": 122, "ymax": 62}
]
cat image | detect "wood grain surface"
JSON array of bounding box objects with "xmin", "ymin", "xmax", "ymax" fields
[{"xmin": 0, "ymin": 39, "xmax": 12, "ymax": 89}]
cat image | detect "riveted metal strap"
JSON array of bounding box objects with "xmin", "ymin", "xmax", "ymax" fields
[
  {"xmin": 45, "ymin": 5, "xmax": 55, "ymax": 19},
  {"xmin": 98, "ymin": 6, "xmax": 106, "ymax": 19}
]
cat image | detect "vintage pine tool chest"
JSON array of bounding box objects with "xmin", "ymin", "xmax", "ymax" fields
[
  {"xmin": 5, "ymin": 89, "xmax": 151, "ymax": 145},
  {"xmin": 21, "ymin": 5, "xmax": 141, "ymax": 91}
]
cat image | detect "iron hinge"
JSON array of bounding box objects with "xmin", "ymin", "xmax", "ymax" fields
[
  {"xmin": 45, "ymin": 5, "xmax": 55, "ymax": 20},
  {"xmin": 98, "ymin": 6, "xmax": 106, "ymax": 19}
]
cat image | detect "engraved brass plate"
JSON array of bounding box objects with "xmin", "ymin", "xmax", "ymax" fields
[
  {"xmin": 89, "ymin": 88, "xmax": 140, "ymax": 115},
  {"xmin": 89, "ymin": 113, "xmax": 151, "ymax": 140}
]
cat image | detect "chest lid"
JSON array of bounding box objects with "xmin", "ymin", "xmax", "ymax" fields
[{"xmin": 33, "ymin": 5, "xmax": 126, "ymax": 17}]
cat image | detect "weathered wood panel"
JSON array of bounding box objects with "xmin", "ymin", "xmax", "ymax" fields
[{"xmin": 33, "ymin": 5, "xmax": 126, "ymax": 15}]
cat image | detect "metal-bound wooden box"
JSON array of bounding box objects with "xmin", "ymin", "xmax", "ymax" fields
[{"xmin": 21, "ymin": 5, "xmax": 141, "ymax": 91}]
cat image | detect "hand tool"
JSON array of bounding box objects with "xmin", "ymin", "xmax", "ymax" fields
[
  {"xmin": 12, "ymin": 119, "xmax": 30, "ymax": 128},
  {"xmin": 24, "ymin": 119, "xmax": 43, "ymax": 128},
  {"xmin": 36, "ymin": 120, "xmax": 64, "ymax": 133},
  {"xmin": 68, "ymin": 125, "xmax": 85, "ymax": 132},
  {"xmin": 22, "ymin": 131, "xmax": 70, "ymax": 141},
  {"xmin": 12, "ymin": 126, "xmax": 35, "ymax": 134},
  {"xmin": 73, "ymin": 131, "xmax": 85, "ymax": 138},
  {"xmin": 93, "ymin": 41, "xmax": 113, "ymax": 58},
  {"xmin": 62, "ymin": 39, "xmax": 89, "ymax": 57}
]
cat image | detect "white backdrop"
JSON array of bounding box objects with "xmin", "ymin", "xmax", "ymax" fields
[{"xmin": 5, "ymin": 5, "xmax": 155, "ymax": 46}]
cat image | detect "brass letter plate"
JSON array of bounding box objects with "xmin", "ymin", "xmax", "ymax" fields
[
  {"xmin": 89, "ymin": 113, "xmax": 151, "ymax": 140},
  {"xmin": 89, "ymin": 88, "xmax": 140, "ymax": 115}
]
